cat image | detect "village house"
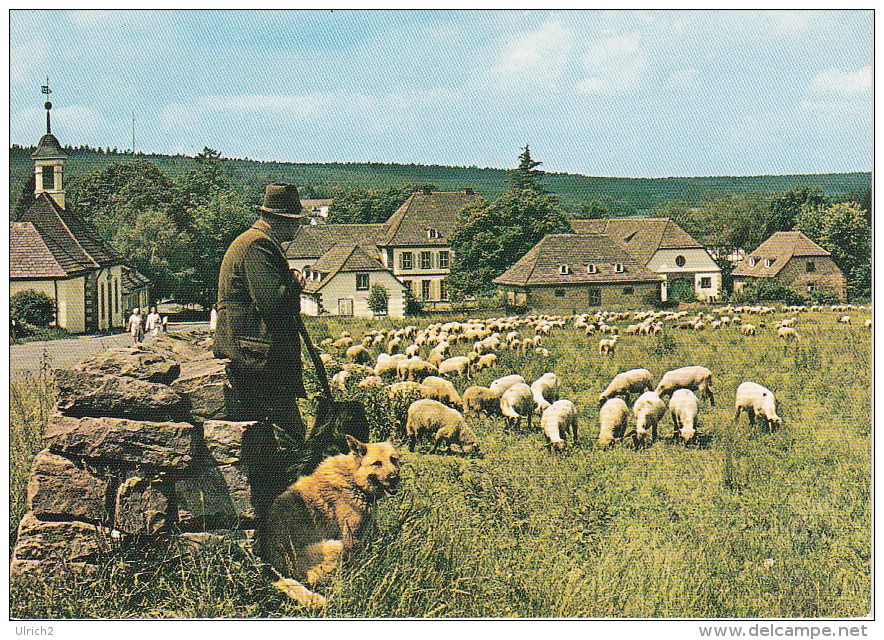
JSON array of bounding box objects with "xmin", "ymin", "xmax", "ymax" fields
[
  {"xmin": 572, "ymin": 217, "xmax": 722, "ymax": 301},
  {"xmin": 299, "ymin": 198, "xmax": 334, "ymax": 225},
  {"xmin": 286, "ymin": 188, "xmax": 481, "ymax": 317},
  {"xmin": 731, "ymin": 231, "xmax": 847, "ymax": 301},
  {"xmin": 492, "ymin": 233, "xmax": 665, "ymax": 311},
  {"xmin": 11, "ymin": 99, "xmax": 134, "ymax": 333}
]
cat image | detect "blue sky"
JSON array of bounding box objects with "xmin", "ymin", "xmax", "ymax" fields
[{"xmin": 9, "ymin": 9, "xmax": 873, "ymax": 178}]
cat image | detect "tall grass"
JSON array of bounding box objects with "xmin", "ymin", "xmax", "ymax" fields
[{"xmin": 10, "ymin": 308, "xmax": 871, "ymax": 618}]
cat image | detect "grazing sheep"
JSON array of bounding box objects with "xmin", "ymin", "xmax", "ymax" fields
[
  {"xmin": 419, "ymin": 376, "xmax": 463, "ymax": 411},
  {"xmin": 387, "ymin": 337, "xmax": 402, "ymax": 355},
  {"xmin": 734, "ymin": 381, "xmax": 782, "ymax": 433},
  {"xmin": 598, "ymin": 398, "xmax": 629, "ymax": 449},
  {"xmin": 500, "ymin": 383, "xmax": 535, "ymax": 430},
  {"xmin": 345, "ymin": 344, "xmax": 373, "ymax": 365},
  {"xmin": 599, "ymin": 335, "xmax": 619, "ymax": 356},
  {"xmin": 654, "ymin": 366, "xmax": 715, "ymax": 406},
  {"xmin": 632, "ymin": 391, "xmax": 667, "ymax": 448},
  {"xmin": 374, "ymin": 353, "xmax": 406, "ymax": 381},
  {"xmin": 406, "ymin": 399, "xmax": 479, "ymax": 454},
  {"xmin": 668, "ymin": 388, "xmax": 699, "ymax": 443},
  {"xmin": 405, "ymin": 344, "xmax": 420, "ymax": 357},
  {"xmin": 597, "ymin": 368, "xmax": 654, "ymax": 406},
  {"xmin": 332, "ymin": 336, "xmax": 354, "ymax": 349},
  {"xmin": 839, "ymin": 315, "xmax": 851, "ymax": 324},
  {"xmin": 463, "ymin": 385, "xmax": 501, "ymax": 417},
  {"xmin": 535, "ymin": 347, "xmax": 550, "ymax": 357},
  {"xmin": 489, "ymin": 374, "xmax": 527, "ymax": 397},
  {"xmin": 474, "ymin": 353, "xmax": 498, "ymax": 372},
  {"xmin": 439, "ymin": 356, "xmax": 471, "ymax": 379},
  {"xmin": 397, "ymin": 357, "xmax": 439, "ymax": 382},
  {"xmin": 357, "ymin": 375, "xmax": 384, "ymax": 389},
  {"xmin": 530, "ymin": 372, "xmax": 560, "ymax": 414},
  {"xmin": 777, "ymin": 327, "xmax": 799, "ymax": 342},
  {"xmin": 740, "ymin": 324, "xmax": 757, "ymax": 336},
  {"xmin": 865, "ymin": 319, "xmax": 872, "ymax": 329},
  {"xmin": 539, "ymin": 399, "xmax": 579, "ymax": 451}
]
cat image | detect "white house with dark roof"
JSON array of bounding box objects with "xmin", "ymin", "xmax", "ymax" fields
[
  {"xmin": 11, "ymin": 100, "xmax": 129, "ymax": 333},
  {"xmin": 286, "ymin": 189, "xmax": 480, "ymax": 315},
  {"xmin": 573, "ymin": 217, "xmax": 722, "ymax": 301},
  {"xmin": 493, "ymin": 233, "xmax": 665, "ymax": 310}
]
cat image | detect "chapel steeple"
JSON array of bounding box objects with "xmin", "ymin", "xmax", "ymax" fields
[{"xmin": 31, "ymin": 77, "xmax": 68, "ymax": 208}]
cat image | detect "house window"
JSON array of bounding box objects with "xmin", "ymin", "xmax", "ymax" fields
[
  {"xmin": 438, "ymin": 251, "xmax": 449, "ymax": 269},
  {"xmin": 587, "ymin": 289, "xmax": 601, "ymax": 306},
  {"xmin": 806, "ymin": 283, "xmax": 816, "ymax": 293},
  {"xmin": 555, "ymin": 288, "xmax": 566, "ymax": 297},
  {"xmin": 440, "ymin": 280, "xmax": 448, "ymax": 301},
  {"xmin": 622, "ymin": 286, "xmax": 634, "ymax": 295},
  {"xmin": 750, "ymin": 257, "xmax": 759, "ymax": 267},
  {"xmin": 427, "ymin": 228, "xmax": 439, "ymax": 239},
  {"xmin": 806, "ymin": 261, "xmax": 816, "ymax": 273},
  {"xmin": 400, "ymin": 252, "xmax": 413, "ymax": 270},
  {"xmin": 421, "ymin": 280, "xmax": 432, "ymax": 300},
  {"xmin": 401, "ymin": 280, "xmax": 411, "ymax": 295},
  {"xmin": 356, "ymin": 273, "xmax": 369, "ymax": 291},
  {"xmin": 559, "ymin": 264, "xmax": 569, "ymax": 275},
  {"xmin": 675, "ymin": 255, "xmax": 686, "ymax": 267},
  {"xmin": 764, "ymin": 258, "xmax": 773, "ymax": 268},
  {"xmin": 586, "ymin": 264, "xmax": 597, "ymax": 274},
  {"xmin": 700, "ymin": 277, "xmax": 712, "ymax": 289},
  {"xmin": 421, "ymin": 251, "xmax": 432, "ymax": 270},
  {"xmin": 614, "ymin": 263, "xmax": 624, "ymax": 273}
]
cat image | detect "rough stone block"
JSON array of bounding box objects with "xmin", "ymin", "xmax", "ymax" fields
[
  {"xmin": 176, "ymin": 464, "xmax": 257, "ymax": 527},
  {"xmin": 76, "ymin": 348, "xmax": 181, "ymax": 385},
  {"xmin": 171, "ymin": 360, "xmax": 229, "ymax": 421},
  {"xmin": 54, "ymin": 369, "xmax": 186, "ymax": 421},
  {"xmin": 200, "ymin": 420, "xmax": 263, "ymax": 465},
  {"xmin": 178, "ymin": 528, "xmax": 257, "ymax": 554},
  {"xmin": 27, "ymin": 449, "xmax": 113, "ymax": 524},
  {"xmin": 114, "ymin": 475, "xmax": 173, "ymax": 535},
  {"xmin": 10, "ymin": 512, "xmax": 111, "ymax": 576},
  {"xmin": 47, "ymin": 415, "xmax": 198, "ymax": 470}
]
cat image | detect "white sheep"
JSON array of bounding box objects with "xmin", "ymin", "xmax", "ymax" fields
[
  {"xmin": 598, "ymin": 335, "xmax": 619, "ymax": 356},
  {"xmin": 777, "ymin": 327, "xmax": 799, "ymax": 342},
  {"xmin": 740, "ymin": 324, "xmax": 757, "ymax": 336},
  {"xmin": 462, "ymin": 385, "xmax": 501, "ymax": 417},
  {"xmin": 598, "ymin": 397, "xmax": 629, "ymax": 449},
  {"xmin": 734, "ymin": 381, "xmax": 782, "ymax": 433},
  {"xmin": 439, "ymin": 356, "xmax": 471, "ymax": 379},
  {"xmin": 397, "ymin": 357, "xmax": 439, "ymax": 382},
  {"xmin": 632, "ymin": 391, "xmax": 667, "ymax": 448},
  {"xmin": 539, "ymin": 399, "xmax": 579, "ymax": 451},
  {"xmin": 668, "ymin": 388, "xmax": 699, "ymax": 443},
  {"xmin": 405, "ymin": 343, "xmax": 420, "ymax": 357},
  {"xmin": 332, "ymin": 336, "xmax": 354, "ymax": 349},
  {"xmin": 654, "ymin": 365, "xmax": 715, "ymax": 406},
  {"xmin": 405, "ymin": 399, "xmax": 479, "ymax": 455},
  {"xmin": 345, "ymin": 344, "xmax": 373, "ymax": 365},
  {"xmin": 839, "ymin": 315, "xmax": 851, "ymax": 324},
  {"xmin": 418, "ymin": 376, "xmax": 463, "ymax": 411},
  {"xmin": 500, "ymin": 383, "xmax": 535, "ymax": 430},
  {"xmin": 489, "ymin": 374, "xmax": 527, "ymax": 397},
  {"xmin": 597, "ymin": 368, "xmax": 654, "ymax": 406},
  {"xmin": 530, "ymin": 372, "xmax": 559, "ymax": 414}
]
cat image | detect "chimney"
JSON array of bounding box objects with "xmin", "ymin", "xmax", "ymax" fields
[
  {"xmin": 422, "ymin": 186, "xmax": 433, "ymax": 195},
  {"xmin": 463, "ymin": 188, "xmax": 474, "ymax": 195}
]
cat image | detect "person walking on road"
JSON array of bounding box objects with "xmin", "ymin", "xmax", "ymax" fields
[
  {"xmin": 146, "ymin": 306, "xmax": 162, "ymax": 338},
  {"xmin": 127, "ymin": 308, "xmax": 144, "ymax": 345}
]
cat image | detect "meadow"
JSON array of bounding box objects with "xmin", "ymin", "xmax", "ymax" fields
[{"xmin": 9, "ymin": 304, "xmax": 871, "ymax": 618}]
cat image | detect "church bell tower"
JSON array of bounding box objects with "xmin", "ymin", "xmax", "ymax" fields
[{"xmin": 31, "ymin": 77, "xmax": 68, "ymax": 209}]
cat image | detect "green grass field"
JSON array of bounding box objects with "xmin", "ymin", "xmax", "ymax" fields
[{"xmin": 9, "ymin": 305, "xmax": 871, "ymax": 618}]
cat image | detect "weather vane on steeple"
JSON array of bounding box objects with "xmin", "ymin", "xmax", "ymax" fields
[{"xmin": 41, "ymin": 76, "xmax": 52, "ymax": 134}]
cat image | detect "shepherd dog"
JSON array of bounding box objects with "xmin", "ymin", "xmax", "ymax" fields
[{"xmin": 264, "ymin": 435, "xmax": 401, "ymax": 608}]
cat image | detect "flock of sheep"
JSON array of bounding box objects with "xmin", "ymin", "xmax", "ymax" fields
[{"xmin": 315, "ymin": 302, "xmax": 870, "ymax": 455}]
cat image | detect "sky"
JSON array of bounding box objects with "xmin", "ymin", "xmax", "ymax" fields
[{"xmin": 9, "ymin": 9, "xmax": 873, "ymax": 178}]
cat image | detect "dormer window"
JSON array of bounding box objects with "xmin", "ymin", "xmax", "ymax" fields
[
  {"xmin": 614, "ymin": 263, "xmax": 624, "ymax": 273},
  {"xmin": 764, "ymin": 258, "xmax": 773, "ymax": 268},
  {"xmin": 750, "ymin": 257, "xmax": 759, "ymax": 267},
  {"xmin": 427, "ymin": 228, "xmax": 439, "ymax": 239},
  {"xmin": 559, "ymin": 264, "xmax": 570, "ymax": 275},
  {"xmin": 586, "ymin": 264, "xmax": 597, "ymax": 274}
]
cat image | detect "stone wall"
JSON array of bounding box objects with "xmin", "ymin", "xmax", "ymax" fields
[{"xmin": 10, "ymin": 332, "xmax": 272, "ymax": 578}]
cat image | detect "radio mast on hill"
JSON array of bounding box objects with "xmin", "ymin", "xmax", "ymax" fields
[{"xmin": 132, "ymin": 111, "xmax": 136, "ymax": 157}]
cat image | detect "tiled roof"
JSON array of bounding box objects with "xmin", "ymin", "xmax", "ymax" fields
[
  {"xmin": 121, "ymin": 268, "xmax": 150, "ymax": 294},
  {"xmin": 732, "ymin": 231, "xmax": 832, "ymax": 277},
  {"xmin": 303, "ymin": 242, "xmax": 389, "ymax": 293},
  {"xmin": 16, "ymin": 193, "xmax": 123, "ymax": 268},
  {"xmin": 285, "ymin": 224, "xmax": 386, "ymax": 260},
  {"xmin": 10, "ymin": 222, "xmax": 89, "ymax": 279},
  {"xmin": 573, "ymin": 217, "xmax": 704, "ymax": 264},
  {"xmin": 376, "ymin": 190, "xmax": 481, "ymax": 247},
  {"xmin": 493, "ymin": 233, "xmax": 664, "ymax": 287},
  {"xmin": 300, "ymin": 199, "xmax": 333, "ymax": 207}
]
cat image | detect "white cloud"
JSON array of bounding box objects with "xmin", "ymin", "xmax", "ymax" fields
[
  {"xmin": 811, "ymin": 66, "xmax": 872, "ymax": 95},
  {"xmin": 577, "ymin": 31, "xmax": 645, "ymax": 96},
  {"xmin": 489, "ymin": 19, "xmax": 574, "ymax": 91}
]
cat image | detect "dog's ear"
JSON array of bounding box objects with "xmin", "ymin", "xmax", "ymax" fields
[{"xmin": 345, "ymin": 434, "xmax": 368, "ymax": 457}]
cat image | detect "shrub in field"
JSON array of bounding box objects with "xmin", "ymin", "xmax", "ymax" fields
[{"xmin": 10, "ymin": 289, "xmax": 56, "ymax": 327}]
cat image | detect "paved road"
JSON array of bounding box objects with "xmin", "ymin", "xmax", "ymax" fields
[{"xmin": 9, "ymin": 322, "xmax": 210, "ymax": 374}]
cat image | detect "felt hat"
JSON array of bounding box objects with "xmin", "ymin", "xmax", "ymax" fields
[{"xmin": 255, "ymin": 183, "xmax": 305, "ymax": 218}]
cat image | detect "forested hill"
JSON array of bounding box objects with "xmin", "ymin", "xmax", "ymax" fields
[{"xmin": 9, "ymin": 145, "xmax": 870, "ymax": 214}]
